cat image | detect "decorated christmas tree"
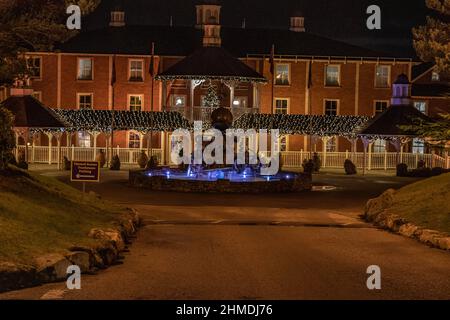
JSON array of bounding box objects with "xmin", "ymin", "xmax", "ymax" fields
[{"xmin": 203, "ymin": 84, "xmax": 220, "ymax": 108}]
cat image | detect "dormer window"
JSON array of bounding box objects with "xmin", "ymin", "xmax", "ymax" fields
[{"xmin": 432, "ymin": 71, "xmax": 440, "ymax": 82}]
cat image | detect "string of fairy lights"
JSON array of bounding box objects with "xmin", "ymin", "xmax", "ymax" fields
[
  {"xmin": 28, "ymin": 109, "xmax": 385, "ymax": 139},
  {"xmin": 233, "ymin": 113, "xmax": 372, "ymax": 137}
]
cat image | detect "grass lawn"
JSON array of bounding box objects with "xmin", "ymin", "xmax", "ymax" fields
[
  {"xmin": 389, "ymin": 173, "xmax": 450, "ymax": 234},
  {"xmin": 0, "ymin": 167, "xmax": 128, "ymax": 264}
]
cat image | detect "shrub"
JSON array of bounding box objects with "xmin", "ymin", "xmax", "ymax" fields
[
  {"xmin": 0, "ymin": 108, "xmax": 16, "ymax": 170},
  {"xmin": 344, "ymin": 159, "xmax": 357, "ymax": 175},
  {"xmin": 417, "ymin": 160, "xmax": 426, "ymax": 169},
  {"xmin": 137, "ymin": 151, "xmax": 148, "ymax": 169},
  {"xmin": 146, "ymin": 156, "xmax": 159, "ymax": 170},
  {"xmin": 431, "ymin": 167, "xmax": 444, "ymax": 176},
  {"xmin": 302, "ymin": 159, "xmax": 315, "ymax": 174},
  {"xmin": 312, "ymin": 152, "xmax": 321, "ymax": 173},
  {"xmin": 396, "ymin": 163, "xmax": 408, "ymax": 177},
  {"xmin": 110, "ymin": 155, "xmax": 121, "ymax": 171},
  {"xmin": 63, "ymin": 156, "xmax": 71, "ymax": 171}
]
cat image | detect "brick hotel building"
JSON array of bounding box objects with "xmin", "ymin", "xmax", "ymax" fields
[{"xmin": 1, "ymin": 0, "xmax": 449, "ymax": 158}]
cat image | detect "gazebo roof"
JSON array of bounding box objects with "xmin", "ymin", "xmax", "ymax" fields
[
  {"xmin": 0, "ymin": 95, "xmax": 65, "ymax": 129},
  {"xmin": 358, "ymin": 104, "xmax": 431, "ymax": 138},
  {"xmin": 155, "ymin": 46, "xmax": 267, "ymax": 83}
]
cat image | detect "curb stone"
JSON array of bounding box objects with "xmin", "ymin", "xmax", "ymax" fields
[
  {"xmin": 0, "ymin": 209, "xmax": 141, "ymax": 293},
  {"xmin": 364, "ymin": 189, "xmax": 450, "ymax": 251}
]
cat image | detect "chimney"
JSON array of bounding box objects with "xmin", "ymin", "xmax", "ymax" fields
[
  {"xmin": 290, "ymin": 10, "xmax": 305, "ymax": 32},
  {"xmin": 391, "ymin": 74, "xmax": 412, "ymax": 106},
  {"xmin": 110, "ymin": 0, "xmax": 125, "ymax": 27}
]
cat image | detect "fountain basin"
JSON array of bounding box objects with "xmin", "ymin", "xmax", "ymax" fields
[{"xmin": 129, "ymin": 168, "xmax": 312, "ymax": 193}]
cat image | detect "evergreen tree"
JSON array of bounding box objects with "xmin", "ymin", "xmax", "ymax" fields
[
  {"xmin": 203, "ymin": 84, "xmax": 220, "ymax": 108},
  {"xmin": 0, "ymin": 108, "xmax": 15, "ymax": 170},
  {"xmin": 413, "ymin": 0, "xmax": 450, "ymax": 75},
  {"xmin": 0, "ymin": 0, "xmax": 101, "ymax": 86}
]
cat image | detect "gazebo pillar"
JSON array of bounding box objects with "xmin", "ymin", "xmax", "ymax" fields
[
  {"xmin": 46, "ymin": 132, "xmax": 53, "ymax": 164},
  {"xmin": 321, "ymin": 136, "xmax": 331, "ymax": 167},
  {"xmin": 53, "ymin": 132, "xmax": 63, "ymax": 170}
]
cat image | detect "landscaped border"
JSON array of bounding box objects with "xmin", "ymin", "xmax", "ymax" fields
[
  {"xmin": 364, "ymin": 189, "xmax": 450, "ymax": 251},
  {"xmin": 0, "ymin": 209, "xmax": 141, "ymax": 293}
]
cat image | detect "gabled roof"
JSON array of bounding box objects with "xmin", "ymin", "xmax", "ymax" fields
[
  {"xmin": 155, "ymin": 46, "xmax": 266, "ymax": 82},
  {"xmin": 58, "ymin": 25, "xmax": 399, "ymax": 59},
  {"xmin": 0, "ymin": 96, "xmax": 65, "ymax": 129},
  {"xmin": 412, "ymin": 62, "xmax": 435, "ymax": 81},
  {"xmin": 358, "ymin": 104, "xmax": 431, "ymax": 138}
]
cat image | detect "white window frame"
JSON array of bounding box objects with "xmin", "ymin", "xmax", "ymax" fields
[
  {"xmin": 129, "ymin": 59, "xmax": 144, "ymax": 82},
  {"xmin": 274, "ymin": 98, "xmax": 290, "ymax": 114},
  {"xmin": 412, "ymin": 138, "xmax": 425, "ymax": 154},
  {"xmin": 26, "ymin": 56, "xmax": 42, "ymax": 80},
  {"xmin": 374, "ymin": 100, "xmax": 389, "ymax": 115},
  {"xmin": 324, "ymin": 64, "xmax": 341, "ymax": 87},
  {"xmin": 274, "ymin": 63, "xmax": 291, "ymax": 86},
  {"xmin": 77, "ymin": 57, "xmax": 94, "ymax": 81},
  {"xmin": 77, "ymin": 93, "xmax": 94, "ymax": 109},
  {"xmin": 77, "ymin": 131, "xmax": 92, "ymax": 148},
  {"xmin": 128, "ymin": 94, "xmax": 144, "ymax": 112},
  {"xmin": 128, "ymin": 131, "xmax": 141, "ymax": 149},
  {"xmin": 373, "ymin": 139, "xmax": 387, "ymax": 153},
  {"xmin": 279, "ymin": 135, "xmax": 289, "ymax": 152},
  {"xmin": 374, "ymin": 65, "xmax": 391, "ymax": 88},
  {"xmin": 326, "ymin": 136, "xmax": 338, "ymax": 152},
  {"xmin": 324, "ymin": 99, "xmax": 339, "ymax": 115}
]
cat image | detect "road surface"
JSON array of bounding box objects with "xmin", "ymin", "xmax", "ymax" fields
[{"xmin": 1, "ymin": 171, "xmax": 449, "ymax": 300}]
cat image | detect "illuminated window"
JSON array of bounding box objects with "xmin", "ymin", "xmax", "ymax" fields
[
  {"xmin": 375, "ymin": 65, "xmax": 390, "ymax": 88},
  {"xmin": 326, "ymin": 137, "xmax": 337, "ymax": 152},
  {"xmin": 129, "ymin": 95, "xmax": 143, "ymax": 112},
  {"xmin": 171, "ymin": 95, "xmax": 186, "ymax": 107},
  {"xmin": 373, "ymin": 139, "xmax": 386, "ymax": 153},
  {"xmin": 27, "ymin": 56, "xmax": 41, "ymax": 78},
  {"xmin": 274, "ymin": 98, "xmax": 289, "ymax": 114},
  {"xmin": 77, "ymin": 58, "xmax": 93, "ymax": 80},
  {"xmin": 279, "ymin": 135, "xmax": 288, "ymax": 152},
  {"xmin": 412, "ymin": 139, "xmax": 425, "ymax": 154},
  {"xmin": 325, "ymin": 65, "xmax": 340, "ymax": 86},
  {"xmin": 128, "ymin": 132, "xmax": 141, "ymax": 149},
  {"xmin": 78, "ymin": 132, "xmax": 91, "ymax": 148},
  {"xmin": 431, "ymin": 71, "xmax": 440, "ymax": 82},
  {"xmin": 78, "ymin": 94, "xmax": 93, "ymax": 109},
  {"xmin": 233, "ymin": 96, "xmax": 248, "ymax": 108},
  {"xmin": 414, "ymin": 101, "xmax": 426, "ymax": 114},
  {"xmin": 374, "ymin": 101, "xmax": 388, "ymax": 115},
  {"xmin": 275, "ymin": 64, "xmax": 290, "ymax": 85},
  {"xmin": 324, "ymin": 100, "xmax": 338, "ymax": 115},
  {"xmin": 129, "ymin": 60, "xmax": 144, "ymax": 82}
]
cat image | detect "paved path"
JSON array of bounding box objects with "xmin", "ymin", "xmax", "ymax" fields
[{"xmin": 1, "ymin": 171, "xmax": 450, "ymax": 300}]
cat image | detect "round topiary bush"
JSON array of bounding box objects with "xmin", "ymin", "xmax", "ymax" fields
[
  {"xmin": 110, "ymin": 155, "xmax": 121, "ymax": 171},
  {"xmin": 344, "ymin": 159, "xmax": 357, "ymax": 175},
  {"xmin": 396, "ymin": 163, "xmax": 408, "ymax": 177}
]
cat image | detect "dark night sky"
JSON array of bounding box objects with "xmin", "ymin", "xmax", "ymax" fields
[{"xmin": 86, "ymin": 0, "xmax": 430, "ymax": 56}]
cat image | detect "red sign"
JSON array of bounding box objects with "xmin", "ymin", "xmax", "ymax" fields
[{"xmin": 71, "ymin": 161, "xmax": 100, "ymax": 182}]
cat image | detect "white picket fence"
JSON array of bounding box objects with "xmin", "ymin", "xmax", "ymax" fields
[
  {"xmin": 280, "ymin": 151, "xmax": 449, "ymax": 170},
  {"xmin": 16, "ymin": 145, "xmax": 163, "ymax": 165},
  {"xmin": 15, "ymin": 145, "xmax": 449, "ymax": 170}
]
